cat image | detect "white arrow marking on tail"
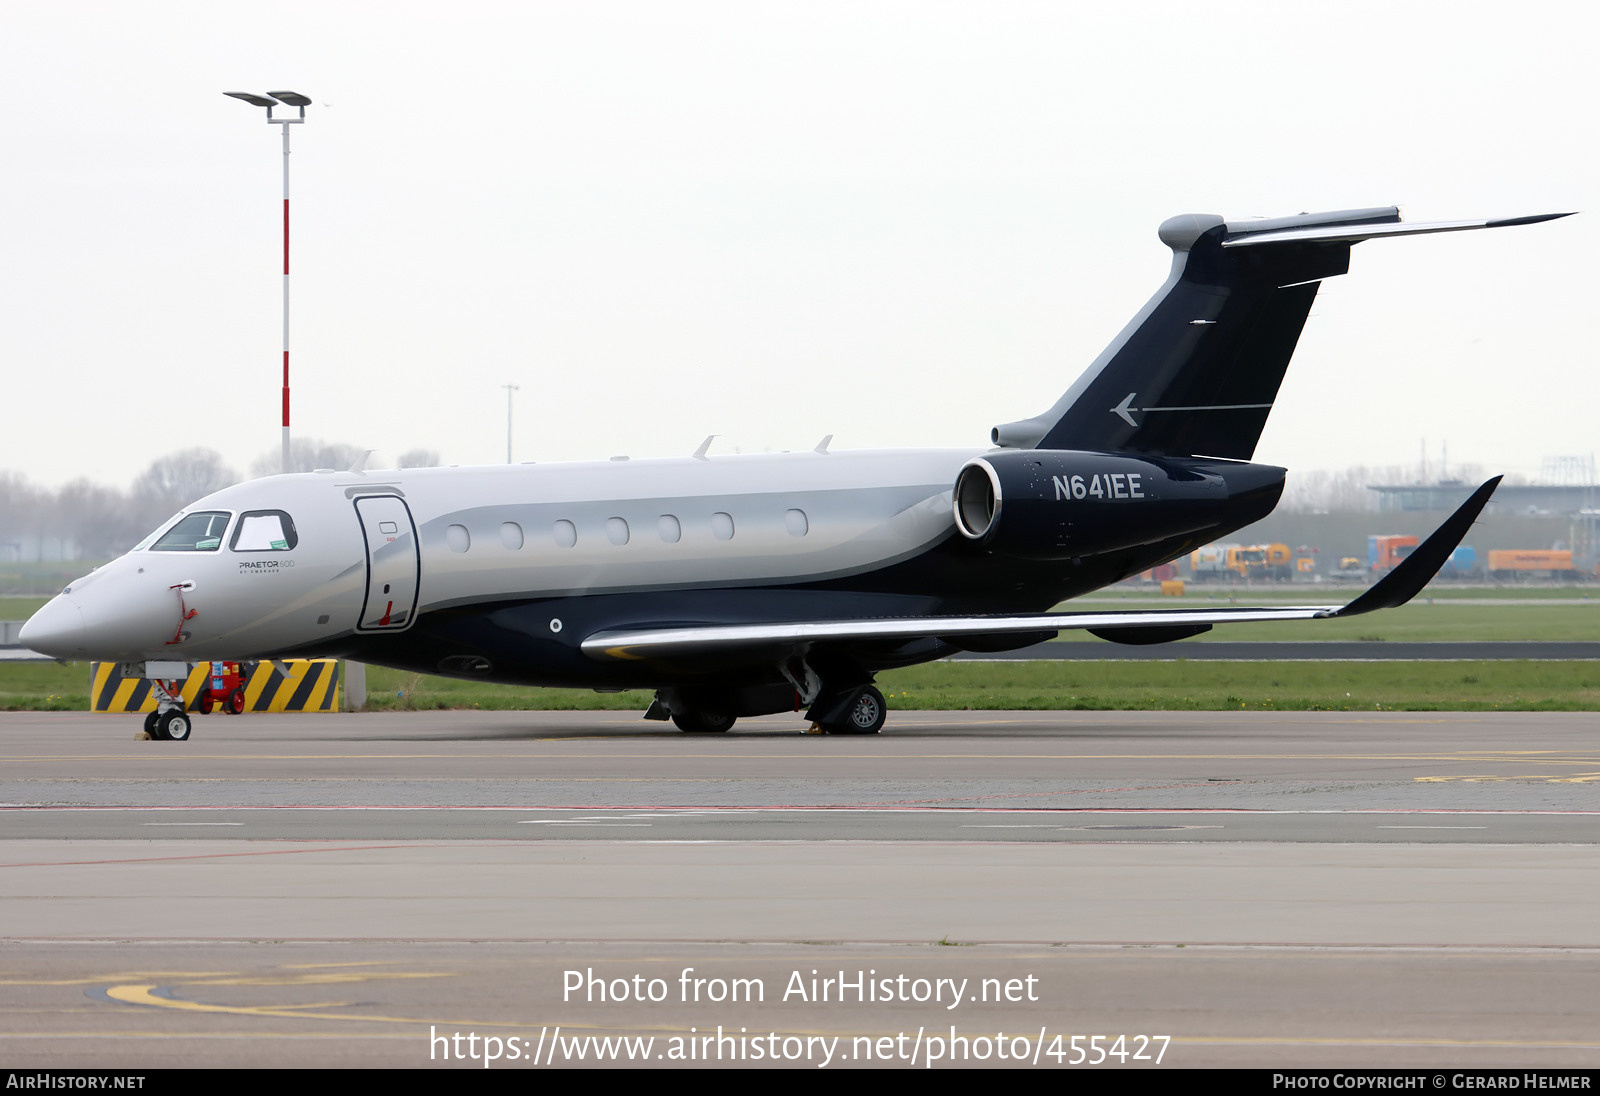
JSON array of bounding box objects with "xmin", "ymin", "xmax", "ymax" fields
[
  {"xmin": 1112, "ymin": 392, "xmax": 1139, "ymax": 426},
  {"xmin": 1110, "ymin": 392, "xmax": 1274, "ymax": 428}
]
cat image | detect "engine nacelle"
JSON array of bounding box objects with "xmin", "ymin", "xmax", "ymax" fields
[{"xmin": 952, "ymin": 449, "xmax": 1284, "ymax": 561}]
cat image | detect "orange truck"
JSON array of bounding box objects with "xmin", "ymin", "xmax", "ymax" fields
[
  {"xmin": 1368, "ymin": 534, "xmax": 1419, "ymax": 574},
  {"xmin": 1188, "ymin": 544, "xmax": 1235, "ymax": 581},
  {"xmin": 1487, "ymin": 549, "xmax": 1579, "ymax": 580},
  {"xmin": 1229, "ymin": 543, "xmax": 1296, "ymax": 580}
]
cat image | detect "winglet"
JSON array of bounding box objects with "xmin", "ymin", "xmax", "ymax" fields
[
  {"xmin": 693, "ymin": 435, "xmax": 716, "ymax": 461},
  {"xmin": 1329, "ymin": 476, "xmax": 1502, "ymax": 618}
]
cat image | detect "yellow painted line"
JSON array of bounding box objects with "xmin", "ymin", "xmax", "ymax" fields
[
  {"xmin": 104, "ymin": 983, "xmax": 631, "ymax": 1032},
  {"xmin": 186, "ymin": 972, "xmax": 452, "ymax": 987},
  {"xmin": 107, "ymin": 985, "xmax": 353, "ymax": 1015}
]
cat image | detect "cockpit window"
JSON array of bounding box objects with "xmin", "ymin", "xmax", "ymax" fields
[
  {"xmin": 149, "ymin": 511, "xmax": 233, "ymax": 552},
  {"xmin": 231, "ymin": 510, "xmax": 299, "ymax": 552},
  {"xmin": 131, "ymin": 512, "xmax": 184, "ymax": 552}
]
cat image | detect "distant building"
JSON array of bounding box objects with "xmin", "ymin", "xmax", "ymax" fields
[{"xmin": 1370, "ymin": 482, "xmax": 1598, "ymax": 517}]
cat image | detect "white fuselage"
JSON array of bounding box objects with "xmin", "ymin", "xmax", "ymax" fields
[{"xmin": 22, "ymin": 448, "xmax": 979, "ymax": 664}]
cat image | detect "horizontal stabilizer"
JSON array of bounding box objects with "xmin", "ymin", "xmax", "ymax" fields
[{"xmin": 1223, "ymin": 212, "xmax": 1574, "ymax": 249}]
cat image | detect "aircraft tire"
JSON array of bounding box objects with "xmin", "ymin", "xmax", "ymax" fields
[
  {"xmin": 143, "ymin": 711, "xmax": 164, "ymax": 740},
  {"xmin": 824, "ymin": 685, "xmax": 886, "ymax": 735},
  {"xmin": 671, "ymin": 710, "xmax": 736, "ymax": 733},
  {"xmin": 159, "ymin": 710, "xmax": 193, "ymax": 742}
]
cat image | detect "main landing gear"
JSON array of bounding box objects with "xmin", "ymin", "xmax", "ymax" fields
[
  {"xmin": 818, "ymin": 684, "xmax": 887, "ymax": 735},
  {"xmin": 653, "ymin": 686, "xmax": 739, "ymax": 733},
  {"xmin": 646, "ymin": 679, "xmax": 888, "ymax": 735},
  {"xmin": 670, "ymin": 708, "xmax": 737, "ymax": 734}
]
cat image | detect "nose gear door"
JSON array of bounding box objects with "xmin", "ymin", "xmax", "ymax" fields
[{"xmin": 354, "ymin": 495, "xmax": 420, "ymax": 632}]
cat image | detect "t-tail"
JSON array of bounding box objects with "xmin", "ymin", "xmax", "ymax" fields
[{"xmin": 991, "ymin": 206, "xmax": 1573, "ymax": 460}]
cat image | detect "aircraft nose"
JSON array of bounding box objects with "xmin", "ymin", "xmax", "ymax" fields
[{"xmin": 19, "ymin": 596, "xmax": 87, "ymax": 660}]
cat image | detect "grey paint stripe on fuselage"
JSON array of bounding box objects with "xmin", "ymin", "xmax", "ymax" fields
[{"xmin": 409, "ymin": 480, "xmax": 961, "ymax": 609}]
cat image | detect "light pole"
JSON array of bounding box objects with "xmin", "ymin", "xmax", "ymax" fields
[
  {"xmin": 502, "ymin": 383, "xmax": 520, "ymax": 463},
  {"xmin": 224, "ymin": 90, "xmax": 311, "ymax": 475}
]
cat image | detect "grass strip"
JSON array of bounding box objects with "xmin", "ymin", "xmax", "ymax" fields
[{"xmin": 5, "ymin": 660, "xmax": 1596, "ymax": 713}]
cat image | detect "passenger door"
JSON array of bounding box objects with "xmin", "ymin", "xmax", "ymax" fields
[{"xmin": 354, "ymin": 495, "xmax": 420, "ymax": 632}]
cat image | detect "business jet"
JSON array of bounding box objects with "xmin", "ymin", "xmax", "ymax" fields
[{"xmin": 21, "ymin": 205, "xmax": 1569, "ymax": 740}]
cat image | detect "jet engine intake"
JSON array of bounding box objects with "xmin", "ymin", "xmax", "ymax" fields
[{"xmin": 952, "ymin": 449, "xmax": 1283, "ymax": 561}]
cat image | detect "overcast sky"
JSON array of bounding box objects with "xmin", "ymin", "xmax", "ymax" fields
[{"xmin": 3, "ymin": 1, "xmax": 1593, "ymax": 492}]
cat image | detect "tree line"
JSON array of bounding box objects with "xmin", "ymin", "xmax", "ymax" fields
[{"xmin": 1, "ymin": 441, "xmax": 440, "ymax": 562}]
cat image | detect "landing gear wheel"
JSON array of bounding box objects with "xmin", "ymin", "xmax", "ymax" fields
[
  {"xmin": 143, "ymin": 711, "xmax": 163, "ymax": 739},
  {"xmin": 226, "ymin": 687, "xmax": 246, "ymax": 715},
  {"xmin": 671, "ymin": 709, "xmax": 736, "ymax": 733},
  {"xmin": 157, "ymin": 709, "xmax": 192, "ymax": 742},
  {"xmin": 825, "ymin": 685, "xmax": 886, "ymax": 735}
]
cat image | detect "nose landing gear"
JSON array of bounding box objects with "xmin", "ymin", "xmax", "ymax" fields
[
  {"xmin": 142, "ymin": 676, "xmax": 194, "ymax": 741},
  {"xmin": 146, "ymin": 708, "xmax": 193, "ymax": 741}
]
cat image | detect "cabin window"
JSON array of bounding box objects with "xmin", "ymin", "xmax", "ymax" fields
[
  {"xmin": 711, "ymin": 512, "xmax": 735, "ymax": 541},
  {"xmin": 231, "ymin": 510, "xmax": 299, "ymax": 552},
  {"xmin": 553, "ymin": 519, "xmax": 577, "ymax": 548},
  {"xmin": 658, "ymin": 515, "xmax": 681, "ymax": 543},
  {"xmin": 785, "ymin": 508, "xmax": 809, "ymax": 537},
  {"xmin": 149, "ymin": 511, "xmax": 232, "ymax": 553},
  {"xmin": 500, "ymin": 522, "xmax": 524, "ymax": 550},
  {"xmin": 606, "ymin": 517, "xmax": 630, "ymax": 546},
  {"xmin": 446, "ymin": 524, "xmax": 471, "ymax": 553}
]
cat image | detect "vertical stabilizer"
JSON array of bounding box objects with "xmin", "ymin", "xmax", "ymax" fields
[{"xmin": 992, "ymin": 207, "xmax": 1570, "ymax": 460}]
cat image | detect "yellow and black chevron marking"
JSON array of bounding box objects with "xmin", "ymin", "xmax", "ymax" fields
[{"xmin": 90, "ymin": 660, "xmax": 341, "ymax": 713}]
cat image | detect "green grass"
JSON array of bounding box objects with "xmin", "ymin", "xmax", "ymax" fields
[
  {"xmin": 1049, "ymin": 601, "xmax": 1600, "ymax": 643},
  {"xmin": 0, "ymin": 562, "xmax": 105, "ymax": 599},
  {"xmin": 6, "ymin": 659, "xmax": 1597, "ymax": 713},
  {"xmin": 364, "ymin": 667, "xmax": 652, "ymax": 712},
  {"xmin": 1, "ymin": 596, "xmax": 49, "ymax": 620},
  {"xmin": 874, "ymin": 659, "xmax": 1600, "ymax": 712},
  {"xmin": 1093, "ymin": 583, "xmax": 1599, "ymax": 602},
  {"xmin": 0, "ymin": 662, "xmax": 90, "ymax": 711}
]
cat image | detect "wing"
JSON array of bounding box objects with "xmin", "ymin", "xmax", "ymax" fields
[{"xmin": 583, "ymin": 478, "xmax": 1501, "ymax": 663}]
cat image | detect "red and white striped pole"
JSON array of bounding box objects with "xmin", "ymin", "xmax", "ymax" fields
[
  {"xmin": 224, "ymin": 91, "xmax": 309, "ymax": 475},
  {"xmin": 280, "ymin": 117, "xmax": 292, "ymax": 475}
]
